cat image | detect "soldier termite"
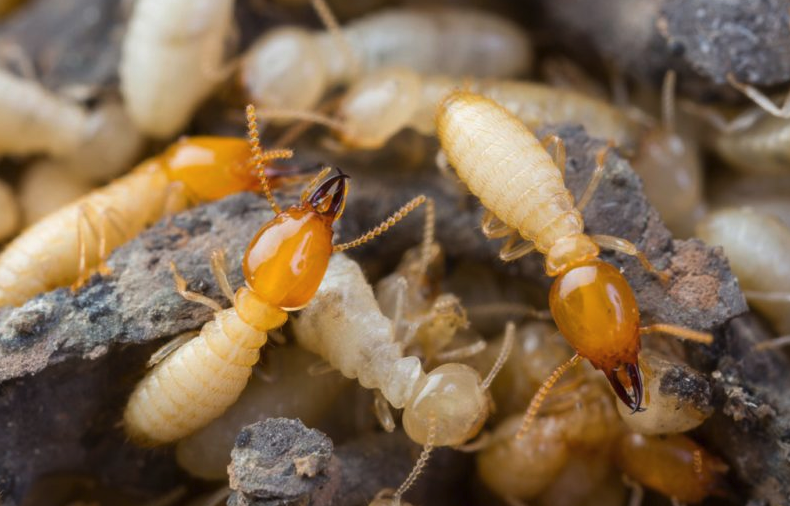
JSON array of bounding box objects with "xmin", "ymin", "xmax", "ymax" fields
[
  {"xmin": 434, "ymin": 91, "xmax": 713, "ymax": 437},
  {"xmin": 123, "ymin": 104, "xmax": 432, "ymax": 444},
  {"xmin": 120, "ymin": 0, "xmax": 235, "ymax": 138},
  {"xmin": 241, "ymin": 5, "xmax": 532, "ymax": 114},
  {"xmin": 696, "ymin": 207, "xmax": 790, "ymax": 335},
  {"xmin": 0, "ymin": 135, "xmax": 294, "ymax": 307}
]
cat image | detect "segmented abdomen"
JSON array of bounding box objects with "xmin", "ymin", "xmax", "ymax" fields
[
  {"xmin": 436, "ymin": 91, "xmax": 583, "ymax": 253},
  {"xmin": 714, "ymin": 115, "xmax": 790, "ymax": 175},
  {"xmin": 292, "ymin": 254, "xmax": 423, "ymax": 409},
  {"xmin": 124, "ymin": 309, "xmax": 267, "ymax": 445},
  {"xmin": 0, "ymin": 165, "xmax": 177, "ymax": 307}
]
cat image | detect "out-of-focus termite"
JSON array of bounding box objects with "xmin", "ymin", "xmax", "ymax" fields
[
  {"xmin": 708, "ymin": 172, "xmax": 790, "ymax": 228},
  {"xmin": 123, "ymin": 105, "xmax": 431, "ymax": 444},
  {"xmin": 241, "ymin": 6, "xmax": 532, "ymax": 113},
  {"xmin": 0, "ymin": 135, "xmax": 294, "ymax": 307},
  {"xmin": 0, "ymin": 178, "xmax": 20, "ymax": 242},
  {"xmin": 434, "ymin": 91, "xmax": 713, "ymax": 436},
  {"xmin": 259, "ymin": 67, "xmax": 641, "ymax": 151},
  {"xmin": 120, "ymin": 0, "xmax": 235, "ymax": 138},
  {"xmin": 631, "ymin": 71, "xmax": 704, "ymax": 238},
  {"xmin": 614, "ymin": 432, "xmax": 728, "ymax": 504},
  {"xmin": 697, "ymin": 207, "xmax": 790, "ymax": 334},
  {"xmin": 18, "ymin": 161, "xmax": 93, "ymax": 226}
]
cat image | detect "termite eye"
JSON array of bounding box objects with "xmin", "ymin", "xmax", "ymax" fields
[{"xmin": 308, "ymin": 171, "xmax": 350, "ymax": 221}]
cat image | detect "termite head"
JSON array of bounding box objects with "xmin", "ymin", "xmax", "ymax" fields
[
  {"xmin": 548, "ymin": 258, "xmax": 644, "ymax": 412},
  {"xmin": 242, "ymin": 28, "xmax": 327, "ymax": 113},
  {"xmin": 337, "ymin": 67, "xmax": 422, "ymax": 149},
  {"xmin": 241, "ymin": 169, "xmax": 348, "ymax": 311},
  {"xmin": 162, "ymin": 136, "xmax": 257, "ymax": 201},
  {"xmin": 545, "ymin": 234, "xmax": 600, "ymax": 277}
]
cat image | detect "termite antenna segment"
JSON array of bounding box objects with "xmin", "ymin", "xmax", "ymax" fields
[
  {"xmin": 516, "ymin": 354, "xmax": 581, "ymax": 439},
  {"xmin": 481, "ymin": 321, "xmax": 515, "ymax": 390}
]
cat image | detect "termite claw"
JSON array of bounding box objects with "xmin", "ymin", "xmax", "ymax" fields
[{"xmin": 607, "ymin": 363, "xmax": 645, "ymax": 413}]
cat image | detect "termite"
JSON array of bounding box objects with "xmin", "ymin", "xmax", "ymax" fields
[
  {"xmin": 375, "ymin": 217, "xmax": 476, "ymax": 364},
  {"xmin": 18, "ymin": 161, "xmax": 93, "ymax": 226},
  {"xmin": 696, "ymin": 207, "xmax": 790, "ymax": 335},
  {"xmin": 434, "ymin": 91, "xmax": 713, "ymax": 437},
  {"xmin": 123, "ymin": 105, "xmax": 431, "ymax": 444},
  {"xmin": 708, "ymin": 172, "xmax": 790, "ymax": 228},
  {"xmin": 175, "ymin": 345, "xmax": 348, "ymax": 480},
  {"xmin": 0, "ymin": 135, "xmax": 293, "ymax": 307},
  {"xmin": 614, "ymin": 432, "xmax": 728, "ymax": 504},
  {"xmin": 260, "ymin": 67, "xmax": 641, "ymax": 151},
  {"xmin": 293, "ymin": 252, "xmax": 514, "ymax": 506},
  {"xmin": 631, "ymin": 71, "xmax": 705, "ymax": 238},
  {"xmin": 0, "ymin": 178, "xmax": 20, "ymax": 242},
  {"xmin": 242, "ymin": 5, "xmax": 532, "ymax": 114},
  {"xmin": 120, "ymin": 0, "xmax": 235, "ymax": 138}
]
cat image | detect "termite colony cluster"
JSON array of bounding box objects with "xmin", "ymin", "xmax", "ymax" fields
[{"xmin": 0, "ymin": 0, "xmax": 789, "ymax": 505}]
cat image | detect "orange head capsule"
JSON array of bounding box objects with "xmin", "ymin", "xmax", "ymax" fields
[
  {"xmin": 242, "ymin": 170, "xmax": 349, "ymax": 311},
  {"xmin": 548, "ymin": 259, "xmax": 644, "ymax": 412}
]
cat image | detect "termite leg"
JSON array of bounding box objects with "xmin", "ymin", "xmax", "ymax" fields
[
  {"xmin": 333, "ymin": 195, "xmax": 430, "ymax": 252},
  {"xmin": 591, "ymin": 234, "xmax": 670, "ymax": 283},
  {"xmin": 540, "ymin": 134, "xmax": 566, "ymax": 180},
  {"xmin": 753, "ymin": 335, "xmax": 790, "ymax": 351},
  {"xmin": 639, "ymin": 323, "xmax": 713, "ymax": 345},
  {"xmin": 147, "ymin": 330, "xmax": 200, "ymax": 368},
  {"xmin": 481, "ymin": 210, "xmax": 513, "ymax": 239},
  {"xmin": 311, "ymin": 0, "xmax": 360, "ymax": 78},
  {"xmin": 466, "ymin": 302, "xmax": 552, "ymax": 321},
  {"xmin": 498, "ymin": 232, "xmax": 536, "ymax": 262},
  {"xmin": 516, "ymin": 354, "xmax": 582, "ymax": 439},
  {"xmin": 96, "ymin": 207, "xmax": 129, "ymax": 276},
  {"xmin": 374, "ymin": 389, "xmax": 396, "ymax": 433},
  {"xmin": 577, "ymin": 142, "xmax": 613, "ymax": 212},
  {"xmin": 72, "ymin": 203, "xmax": 103, "ymax": 291},
  {"xmin": 741, "ymin": 289, "xmax": 790, "ymax": 303},
  {"xmin": 209, "ymin": 249, "xmax": 234, "ymax": 303},
  {"xmin": 727, "ymin": 72, "xmax": 790, "ymax": 118},
  {"xmin": 434, "ymin": 339, "xmax": 487, "ymax": 363},
  {"xmin": 680, "ymin": 100, "xmax": 762, "ymax": 133},
  {"xmin": 661, "ymin": 70, "xmax": 677, "ymax": 133},
  {"xmin": 307, "ymin": 360, "xmax": 335, "ymax": 376},
  {"xmin": 170, "ymin": 262, "xmax": 223, "ymax": 312}
]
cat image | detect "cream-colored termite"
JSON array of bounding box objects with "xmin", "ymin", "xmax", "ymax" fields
[
  {"xmin": 175, "ymin": 345, "xmax": 349, "ymax": 480},
  {"xmin": 0, "ymin": 178, "xmax": 20, "ymax": 242},
  {"xmin": 241, "ymin": 5, "xmax": 532, "ymax": 113},
  {"xmin": 18, "ymin": 161, "xmax": 94, "ymax": 226},
  {"xmin": 293, "ymin": 253, "xmax": 514, "ymax": 505},
  {"xmin": 0, "ymin": 68, "xmax": 144, "ymax": 180},
  {"xmin": 708, "ymin": 172, "xmax": 790, "ymax": 228},
  {"xmin": 120, "ymin": 0, "xmax": 235, "ymax": 138},
  {"xmin": 259, "ymin": 67, "xmax": 641, "ymax": 151},
  {"xmin": 613, "ymin": 350, "xmax": 713, "ymax": 435},
  {"xmin": 696, "ymin": 207, "xmax": 790, "ymax": 334},
  {"xmin": 630, "ymin": 71, "xmax": 705, "ymax": 238}
]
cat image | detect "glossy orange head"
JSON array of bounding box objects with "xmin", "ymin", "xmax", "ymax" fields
[
  {"xmin": 242, "ymin": 170, "xmax": 349, "ymax": 311},
  {"xmin": 548, "ymin": 259, "xmax": 645, "ymax": 412}
]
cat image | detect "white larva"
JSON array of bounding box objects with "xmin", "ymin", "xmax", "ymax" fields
[
  {"xmin": 696, "ymin": 207, "xmax": 790, "ymax": 334},
  {"xmin": 242, "ymin": 7, "xmax": 532, "ymax": 112},
  {"xmin": 120, "ymin": 0, "xmax": 235, "ymax": 138}
]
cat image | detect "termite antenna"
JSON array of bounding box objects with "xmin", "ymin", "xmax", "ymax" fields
[
  {"xmin": 753, "ymin": 334, "xmax": 790, "ymax": 351},
  {"xmin": 373, "ymin": 416, "xmax": 437, "ymax": 506},
  {"xmin": 417, "ymin": 197, "xmax": 436, "ymax": 280},
  {"xmin": 727, "ymin": 72, "xmax": 790, "ymax": 118},
  {"xmin": 333, "ymin": 195, "xmax": 428, "ymax": 252},
  {"xmin": 254, "ymin": 107, "xmax": 349, "ymax": 136},
  {"xmin": 246, "ymin": 104, "xmax": 292, "ymax": 214},
  {"xmin": 311, "ymin": 0, "xmax": 361, "ymax": 79},
  {"xmin": 639, "ymin": 323, "xmax": 713, "ymax": 345},
  {"xmin": 516, "ymin": 354, "xmax": 582, "ymax": 439},
  {"xmin": 481, "ymin": 321, "xmax": 515, "ymax": 390},
  {"xmin": 661, "ymin": 70, "xmax": 677, "ymax": 134}
]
